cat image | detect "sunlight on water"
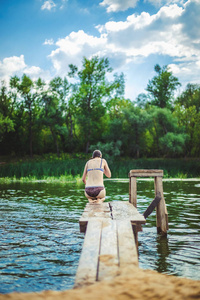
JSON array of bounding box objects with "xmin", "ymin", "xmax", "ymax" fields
[{"xmin": 0, "ymin": 179, "xmax": 200, "ymax": 293}]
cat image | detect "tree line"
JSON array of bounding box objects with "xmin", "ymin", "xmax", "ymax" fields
[{"xmin": 0, "ymin": 56, "xmax": 200, "ymax": 159}]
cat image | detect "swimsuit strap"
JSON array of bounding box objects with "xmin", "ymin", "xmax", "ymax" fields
[
  {"xmin": 87, "ymin": 158, "xmax": 104, "ymax": 172},
  {"xmin": 87, "ymin": 168, "xmax": 104, "ymax": 172},
  {"xmin": 100, "ymin": 158, "xmax": 103, "ymax": 168}
]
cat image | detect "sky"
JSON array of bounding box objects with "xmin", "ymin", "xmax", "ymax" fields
[{"xmin": 0, "ymin": 0, "xmax": 200, "ymax": 100}]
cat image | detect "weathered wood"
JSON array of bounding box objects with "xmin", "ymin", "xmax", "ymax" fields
[
  {"xmin": 74, "ymin": 219, "xmax": 102, "ymax": 288},
  {"xmin": 129, "ymin": 176, "xmax": 137, "ymax": 207},
  {"xmin": 143, "ymin": 194, "xmax": 161, "ymax": 219},
  {"xmin": 129, "ymin": 169, "xmax": 163, "ymax": 177},
  {"xmin": 79, "ymin": 216, "xmax": 110, "ymax": 233},
  {"xmin": 111, "ymin": 201, "xmax": 145, "ymax": 250},
  {"xmin": 117, "ymin": 220, "xmax": 138, "ymax": 267},
  {"xmin": 110, "ymin": 201, "xmax": 146, "ymax": 224},
  {"xmin": 154, "ymin": 176, "xmax": 168, "ymax": 235},
  {"xmin": 84, "ymin": 202, "xmax": 110, "ymax": 212},
  {"xmin": 76, "ymin": 201, "xmax": 144, "ymax": 287},
  {"xmin": 79, "ymin": 203, "xmax": 111, "ymax": 233},
  {"xmin": 98, "ymin": 219, "xmax": 119, "ymax": 281}
]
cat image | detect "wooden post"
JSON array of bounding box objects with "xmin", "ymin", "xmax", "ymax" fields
[
  {"xmin": 129, "ymin": 175, "xmax": 137, "ymax": 207},
  {"xmin": 129, "ymin": 169, "xmax": 168, "ymax": 236},
  {"xmin": 154, "ymin": 176, "xmax": 168, "ymax": 236}
]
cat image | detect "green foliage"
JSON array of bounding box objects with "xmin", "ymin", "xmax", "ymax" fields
[
  {"xmin": 0, "ymin": 113, "xmax": 15, "ymax": 141},
  {"xmin": 159, "ymin": 132, "xmax": 188, "ymax": 157},
  {"xmin": 0, "ymin": 157, "xmax": 199, "ymax": 179},
  {"xmin": 148, "ymin": 107, "xmax": 187, "ymax": 157},
  {"xmin": 146, "ymin": 64, "xmax": 181, "ymax": 109},
  {"xmin": 69, "ymin": 56, "xmax": 125, "ymax": 153},
  {"xmin": 174, "ymin": 84, "xmax": 200, "ymax": 157},
  {"xmin": 0, "ymin": 84, "xmax": 15, "ymax": 142},
  {"xmin": 89, "ymin": 140, "xmax": 122, "ymax": 162},
  {"xmin": 0, "ymin": 59, "xmax": 199, "ymax": 160}
]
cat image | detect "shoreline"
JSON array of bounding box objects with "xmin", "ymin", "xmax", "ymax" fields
[
  {"xmin": 1, "ymin": 176, "xmax": 200, "ymax": 184},
  {"xmin": 0, "ymin": 266, "xmax": 199, "ymax": 300}
]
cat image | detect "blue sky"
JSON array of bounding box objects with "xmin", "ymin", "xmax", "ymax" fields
[{"xmin": 0, "ymin": 0, "xmax": 200, "ymax": 100}]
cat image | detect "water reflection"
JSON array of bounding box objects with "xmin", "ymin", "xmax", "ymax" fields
[
  {"xmin": 0, "ymin": 179, "xmax": 200, "ymax": 294},
  {"xmin": 155, "ymin": 236, "xmax": 170, "ymax": 274}
]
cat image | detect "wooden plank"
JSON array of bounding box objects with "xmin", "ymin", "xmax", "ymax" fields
[
  {"xmin": 74, "ymin": 219, "xmax": 102, "ymax": 288},
  {"xmin": 143, "ymin": 195, "xmax": 161, "ymax": 219},
  {"xmin": 154, "ymin": 177, "xmax": 168, "ymax": 235},
  {"xmin": 81, "ymin": 210, "xmax": 111, "ymax": 219},
  {"xmin": 129, "ymin": 169, "xmax": 163, "ymax": 177},
  {"xmin": 79, "ymin": 202, "xmax": 111, "ymax": 232},
  {"xmin": 98, "ymin": 219, "xmax": 119, "ymax": 281},
  {"xmin": 129, "ymin": 177, "xmax": 137, "ymax": 207},
  {"xmin": 84, "ymin": 202, "xmax": 110, "ymax": 212},
  {"xmin": 117, "ymin": 220, "xmax": 138, "ymax": 267},
  {"xmin": 79, "ymin": 203, "xmax": 112, "ymax": 233},
  {"xmin": 79, "ymin": 215, "xmax": 110, "ymax": 233},
  {"xmin": 111, "ymin": 201, "xmax": 146, "ymax": 224}
]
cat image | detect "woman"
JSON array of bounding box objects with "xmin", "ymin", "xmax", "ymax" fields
[{"xmin": 82, "ymin": 150, "xmax": 111, "ymax": 203}]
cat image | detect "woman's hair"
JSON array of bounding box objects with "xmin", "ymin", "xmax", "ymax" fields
[{"xmin": 92, "ymin": 150, "xmax": 102, "ymax": 158}]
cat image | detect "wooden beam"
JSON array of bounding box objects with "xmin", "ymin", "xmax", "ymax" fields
[
  {"xmin": 74, "ymin": 219, "xmax": 102, "ymax": 288},
  {"xmin": 117, "ymin": 220, "xmax": 138, "ymax": 267},
  {"xmin": 79, "ymin": 203, "xmax": 111, "ymax": 233},
  {"xmin": 143, "ymin": 194, "xmax": 161, "ymax": 219},
  {"xmin": 98, "ymin": 219, "xmax": 119, "ymax": 281},
  {"xmin": 129, "ymin": 169, "xmax": 163, "ymax": 178},
  {"xmin": 129, "ymin": 176, "xmax": 137, "ymax": 207},
  {"xmin": 110, "ymin": 201, "xmax": 146, "ymax": 224},
  {"xmin": 154, "ymin": 177, "xmax": 168, "ymax": 235}
]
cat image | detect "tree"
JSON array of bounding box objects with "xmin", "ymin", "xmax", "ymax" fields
[
  {"xmin": 146, "ymin": 64, "xmax": 181, "ymax": 109},
  {"xmin": 122, "ymin": 105, "xmax": 151, "ymax": 158},
  {"xmin": 69, "ymin": 56, "xmax": 124, "ymax": 153},
  {"xmin": 49, "ymin": 76, "xmax": 77, "ymax": 152},
  {"xmin": 149, "ymin": 107, "xmax": 187, "ymax": 157},
  {"xmin": 10, "ymin": 74, "xmax": 39, "ymax": 157},
  {"xmin": 174, "ymin": 84, "xmax": 200, "ymax": 156},
  {"xmin": 0, "ymin": 83, "xmax": 15, "ymax": 143},
  {"xmin": 39, "ymin": 89, "xmax": 66, "ymax": 157}
]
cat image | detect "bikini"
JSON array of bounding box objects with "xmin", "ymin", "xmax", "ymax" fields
[{"xmin": 85, "ymin": 159, "xmax": 104, "ymax": 198}]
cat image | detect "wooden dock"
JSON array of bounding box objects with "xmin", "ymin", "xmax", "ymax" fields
[
  {"xmin": 74, "ymin": 169, "xmax": 168, "ymax": 288},
  {"xmin": 74, "ymin": 201, "xmax": 146, "ymax": 288}
]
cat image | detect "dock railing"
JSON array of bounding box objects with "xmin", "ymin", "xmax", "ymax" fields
[{"xmin": 129, "ymin": 169, "xmax": 168, "ymax": 236}]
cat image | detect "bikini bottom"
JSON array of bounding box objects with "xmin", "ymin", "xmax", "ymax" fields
[{"xmin": 85, "ymin": 186, "xmax": 104, "ymax": 198}]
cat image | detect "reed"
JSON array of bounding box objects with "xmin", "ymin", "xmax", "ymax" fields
[
  {"xmin": 0, "ymin": 158, "xmax": 199, "ymax": 181},
  {"xmin": 109, "ymin": 159, "xmax": 200, "ymax": 178}
]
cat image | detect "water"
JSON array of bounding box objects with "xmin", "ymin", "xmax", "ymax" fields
[{"xmin": 0, "ymin": 179, "xmax": 200, "ymax": 294}]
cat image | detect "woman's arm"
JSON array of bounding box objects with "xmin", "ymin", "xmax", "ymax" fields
[
  {"xmin": 82, "ymin": 163, "xmax": 88, "ymax": 184},
  {"xmin": 104, "ymin": 159, "xmax": 111, "ymax": 178}
]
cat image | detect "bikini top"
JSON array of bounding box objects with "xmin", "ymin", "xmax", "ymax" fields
[{"xmin": 87, "ymin": 158, "xmax": 104, "ymax": 172}]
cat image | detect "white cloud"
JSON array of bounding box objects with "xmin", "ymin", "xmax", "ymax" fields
[
  {"xmin": 49, "ymin": 30, "xmax": 108, "ymax": 73},
  {"xmin": 0, "ymin": 55, "xmax": 50, "ymax": 85},
  {"xmin": 23, "ymin": 66, "xmax": 50, "ymax": 81},
  {"xmin": 60, "ymin": 0, "xmax": 68, "ymax": 9},
  {"xmin": 47, "ymin": 0, "xmax": 200, "ymax": 98},
  {"xmin": 0, "ymin": 55, "xmax": 26, "ymax": 80},
  {"xmin": 41, "ymin": 0, "xmax": 56, "ymax": 11},
  {"xmin": 43, "ymin": 38, "xmax": 55, "ymax": 45},
  {"xmin": 149, "ymin": 0, "xmax": 187, "ymax": 6},
  {"xmin": 100, "ymin": 0, "xmax": 139, "ymax": 12},
  {"xmin": 100, "ymin": 0, "xmax": 187, "ymax": 12}
]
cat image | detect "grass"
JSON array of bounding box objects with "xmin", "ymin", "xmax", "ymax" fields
[{"xmin": 0, "ymin": 156, "xmax": 200, "ymax": 183}]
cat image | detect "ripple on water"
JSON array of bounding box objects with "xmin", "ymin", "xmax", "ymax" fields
[{"xmin": 0, "ymin": 180, "xmax": 199, "ymax": 293}]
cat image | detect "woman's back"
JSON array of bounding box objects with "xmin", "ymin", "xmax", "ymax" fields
[
  {"xmin": 86, "ymin": 157, "xmax": 104, "ymax": 187},
  {"xmin": 82, "ymin": 150, "xmax": 111, "ymax": 203}
]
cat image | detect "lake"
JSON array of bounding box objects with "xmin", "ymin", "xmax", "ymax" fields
[{"xmin": 0, "ymin": 179, "xmax": 200, "ymax": 294}]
